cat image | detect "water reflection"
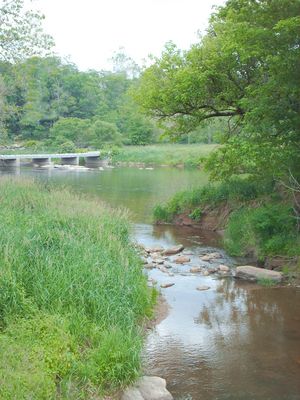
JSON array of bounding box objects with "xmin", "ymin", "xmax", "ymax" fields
[{"xmin": 145, "ymin": 276, "xmax": 300, "ymax": 400}]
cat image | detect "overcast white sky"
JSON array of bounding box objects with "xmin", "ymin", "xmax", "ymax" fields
[{"xmin": 28, "ymin": 0, "xmax": 225, "ymax": 71}]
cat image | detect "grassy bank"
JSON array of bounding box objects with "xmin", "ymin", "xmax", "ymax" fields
[
  {"xmin": 110, "ymin": 144, "xmax": 219, "ymax": 168},
  {"xmin": 0, "ymin": 178, "xmax": 155, "ymax": 399},
  {"xmin": 154, "ymin": 179, "xmax": 300, "ymax": 264}
]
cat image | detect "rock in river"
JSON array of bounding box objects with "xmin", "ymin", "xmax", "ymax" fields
[
  {"xmin": 196, "ymin": 285, "xmax": 210, "ymax": 291},
  {"xmin": 122, "ymin": 376, "xmax": 173, "ymax": 400},
  {"xmin": 160, "ymin": 283, "xmax": 175, "ymax": 288},
  {"xmin": 146, "ymin": 246, "xmax": 164, "ymax": 254},
  {"xmin": 218, "ymin": 264, "xmax": 230, "ymax": 272},
  {"xmin": 235, "ymin": 266, "xmax": 283, "ymax": 282},
  {"xmin": 200, "ymin": 252, "xmax": 222, "ymax": 261},
  {"xmin": 190, "ymin": 266, "xmax": 202, "ymax": 273},
  {"xmin": 162, "ymin": 244, "xmax": 184, "ymax": 256},
  {"xmin": 174, "ymin": 255, "xmax": 190, "ymax": 264}
]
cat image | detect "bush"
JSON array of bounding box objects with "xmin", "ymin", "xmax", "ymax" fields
[
  {"xmin": 224, "ymin": 204, "xmax": 300, "ymax": 257},
  {"xmin": 58, "ymin": 140, "xmax": 77, "ymax": 153},
  {"xmin": 50, "ymin": 118, "xmax": 92, "ymax": 147}
]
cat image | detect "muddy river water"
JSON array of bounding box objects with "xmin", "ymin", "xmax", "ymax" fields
[{"xmin": 1, "ymin": 166, "xmax": 300, "ymax": 400}]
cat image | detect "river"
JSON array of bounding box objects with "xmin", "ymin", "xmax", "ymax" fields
[{"xmin": 1, "ymin": 165, "xmax": 300, "ymax": 400}]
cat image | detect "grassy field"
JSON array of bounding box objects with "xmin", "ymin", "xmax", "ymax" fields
[
  {"xmin": 111, "ymin": 144, "xmax": 219, "ymax": 167},
  {"xmin": 0, "ymin": 178, "xmax": 155, "ymax": 399}
]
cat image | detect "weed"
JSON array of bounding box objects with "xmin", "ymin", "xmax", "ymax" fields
[{"xmin": 257, "ymin": 278, "xmax": 277, "ymax": 287}]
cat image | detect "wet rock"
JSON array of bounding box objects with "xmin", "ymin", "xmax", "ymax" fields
[
  {"xmin": 200, "ymin": 252, "xmax": 222, "ymax": 261},
  {"xmin": 160, "ymin": 283, "xmax": 175, "ymax": 288},
  {"xmin": 146, "ymin": 246, "xmax": 164, "ymax": 254},
  {"xmin": 207, "ymin": 267, "xmax": 218, "ymax": 274},
  {"xmin": 122, "ymin": 387, "xmax": 145, "ymax": 400},
  {"xmin": 137, "ymin": 376, "xmax": 173, "ymax": 400},
  {"xmin": 158, "ymin": 266, "xmax": 170, "ymax": 274},
  {"xmin": 162, "ymin": 244, "xmax": 184, "ymax": 256},
  {"xmin": 144, "ymin": 263, "xmax": 155, "ymax": 269},
  {"xmin": 235, "ymin": 266, "xmax": 283, "ymax": 282},
  {"xmin": 174, "ymin": 255, "xmax": 190, "ymax": 264},
  {"xmin": 218, "ymin": 271, "xmax": 231, "ymax": 277},
  {"xmin": 202, "ymin": 270, "xmax": 210, "ymax": 276},
  {"xmin": 218, "ymin": 264, "xmax": 230, "ymax": 272},
  {"xmin": 196, "ymin": 285, "xmax": 210, "ymax": 291},
  {"xmin": 164, "ymin": 263, "xmax": 173, "ymax": 269},
  {"xmin": 190, "ymin": 266, "xmax": 202, "ymax": 273}
]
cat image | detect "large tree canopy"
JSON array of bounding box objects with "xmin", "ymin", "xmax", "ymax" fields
[
  {"xmin": 135, "ymin": 0, "xmax": 300, "ymax": 179},
  {"xmin": 0, "ymin": 0, "xmax": 54, "ymax": 62}
]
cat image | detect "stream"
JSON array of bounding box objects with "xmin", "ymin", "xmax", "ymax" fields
[{"xmin": 1, "ymin": 165, "xmax": 300, "ymax": 400}]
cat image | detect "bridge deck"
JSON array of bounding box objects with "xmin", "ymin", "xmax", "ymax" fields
[{"xmin": 0, "ymin": 151, "xmax": 100, "ymax": 160}]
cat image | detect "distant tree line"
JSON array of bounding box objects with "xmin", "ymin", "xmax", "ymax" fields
[{"xmin": 0, "ymin": 56, "xmax": 160, "ymax": 149}]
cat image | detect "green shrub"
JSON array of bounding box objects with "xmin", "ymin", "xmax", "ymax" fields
[
  {"xmin": 58, "ymin": 140, "xmax": 77, "ymax": 153},
  {"xmin": 225, "ymin": 204, "xmax": 300, "ymax": 258},
  {"xmin": 189, "ymin": 208, "xmax": 202, "ymax": 221}
]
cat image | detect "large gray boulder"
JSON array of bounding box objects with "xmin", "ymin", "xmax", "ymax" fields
[
  {"xmin": 235, "ymin": 266, "xmax": 283, "ymax": 282},
  {"xmin": 121, "ymin": 376, "xmax": 173, "ymax": 400}
]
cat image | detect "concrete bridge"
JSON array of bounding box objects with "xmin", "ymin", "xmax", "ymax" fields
[{"xmin": 0, "ymin": 151, "xmax": 102, "ymax": 168}]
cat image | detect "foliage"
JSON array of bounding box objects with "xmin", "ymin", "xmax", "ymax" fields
[
  {"xmin": 257, "ymin": 278, "xmax": 277, "ymax": 287},
  {"xmin": 154, "ymin": 178, "xmax": 300, "ymax": 259},
  {"xmin": 89, "ymin": 119, "xmax": 122, "ymax": 147},
  {"xmin": 189, "ymin": 208, "xmax": 202, "ymax": 222},
  {"xmin": 224, "ymin": 203, "xmax": 300, "ymax": 258},
  {"xmin": 0, "ymin": 314, "xmax": 76, "ymax": 400},
  {"xmin": 153, "ymin": 178, "xmax": 272, "ymax": 222},
  {"xmin": 0, "ymin": 0, "xmax": 54, "ymax": 62},
  {"xmin": 0, "ymin": 56, "xmax": 156, "ymax": 147},
  {"xmin": 134, "ymin": 0, "xmax": 300, "ymax": 180},
  {"xmin": 49, "ymin": 117, "xmax": 92, "ymax": 147},
  {"xmin": 0, "ymin": 178, "xmax": 155, "ymax": 396},
  {"xmin": 111, "ymin": 144, "xmax": 218, "ymax": 167}
]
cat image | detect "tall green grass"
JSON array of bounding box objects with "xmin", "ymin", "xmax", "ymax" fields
[
  {"xmin": 0, "ymin": 178, "xmax": 155, "ymax": 398},
  {"xmin": 153, "ymin": 178, "xmax": 271, "ymax": 222},
  {"xmin": 111, "ymin": 144, "xmax": 218, "ymax": 167}
]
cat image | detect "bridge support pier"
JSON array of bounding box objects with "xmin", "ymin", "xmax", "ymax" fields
[
  {"xmin": 32, "ymin": 157, "xmax": 51, "ymax": 167},
  {"xmin": 0, "ymin": 158, "xmax": 20, "ymax": 167},
  {"xmin": 61, "ymin": 156, "xmax": 79, "ymax": 166},
  {"xmin": 85, "ymin": 155, "xmax": 101, "ymax": 168}
]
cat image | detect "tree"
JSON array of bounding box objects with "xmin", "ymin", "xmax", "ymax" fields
[
  {"xmin": 134, "ymin": 0, "xmax": 300, "ymax": 179},
  {"xmin": 0, "ymin": 0, "xmax": 54, "ymax": 62},
  {"xmin": 88, "ymin": 119, "xmax": 122, "ymax": 147},
  {"xmin": 49, "ymin": 117, "xmax": 92, "ymax": 147},
  {"xmin": 110, "ymin": 47, "xmax": 140, "ymax": 79}
]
